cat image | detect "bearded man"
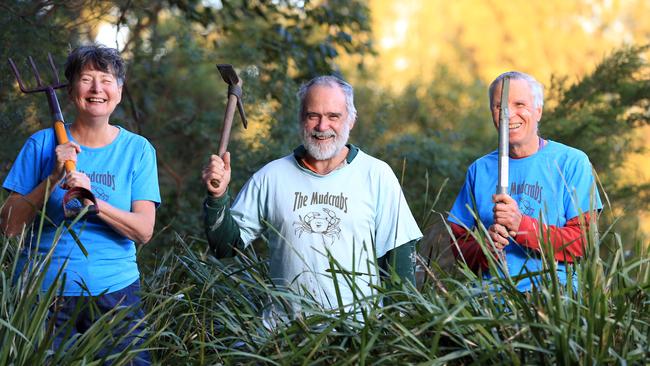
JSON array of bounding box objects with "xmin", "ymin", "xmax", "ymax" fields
[{"xmin": 201, "ymin": 75, "xmax": 422, "ymax": 312}]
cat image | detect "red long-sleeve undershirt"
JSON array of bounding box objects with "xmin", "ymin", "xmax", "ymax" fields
[{"xmin": 450, "ymin": 213, "xmax": 593, "ymax": 273}]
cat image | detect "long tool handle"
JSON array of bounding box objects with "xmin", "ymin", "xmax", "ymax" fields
[
  {"xmin": 210, "ymin": 94, "xmax": 238, "ymax": 188},
  {"xmin": 53, "ymin": 121, "xmax": 76, "ymax": 173},
  {"xmin": 47, "ymin": 85, "xmax": 76, "ymax": 174},
  {"xmin": 496, "ymin": 76, "xmax": 510, "ymax": 275},
  {"xmin": 497, "ymin": 76, "xmax": 510, "ymax": 194},
  {"xmin": 218, "ymin": 94, "xmax": 239, "ymax": 157}
]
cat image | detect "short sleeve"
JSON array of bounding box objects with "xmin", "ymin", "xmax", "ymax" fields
[
  {"xmin": 448, "ymin": 164, "xmax": 477, "ymax": 228},
  {"xmin": 563, "ymin": 152, "xmax": 602, "ymax": 219},
  {"xmin": 131, "ymin": 141, "xmax": 161, "ymax": 206},
  {"xmin": 3, "ymin": 137, "xmax": 45, "ymax": 195},
  {"xmin": 373, "ymin": 165, "xmax": 422, "ymax": 258},
  {"xmin": 231, "ymin": 176, "xmax": 267, "ymax": 247}
]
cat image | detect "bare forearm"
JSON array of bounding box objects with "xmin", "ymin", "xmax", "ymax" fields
[
  {"xmin": 95, "ymin": 200, "xmax": 156, "ymax": 244},
  {"xmin": 1, "ymin": 176, "xmax": 59, "ymax": 237}
]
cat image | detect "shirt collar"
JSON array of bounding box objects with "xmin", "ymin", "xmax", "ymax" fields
[{"xmin": 293, "ymin": 144, "xmax": 359, "ymax": 164}]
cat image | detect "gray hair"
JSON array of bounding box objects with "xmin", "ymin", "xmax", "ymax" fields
[
  {"xmin": 297, "ymin": 75, "xmax": 357, "ymax": 125},
  {"xmin": 65, "ymin": 44, "xmax": 126, "ymax": 86},
  {"xmin": 488, "ymin": 71, "xmax": 544, "ymax": 109}
]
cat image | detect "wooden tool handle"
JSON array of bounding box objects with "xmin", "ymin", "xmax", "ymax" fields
[
  {"xmin": 211, "ymin": 94, "xmax": 239, "ymax": 189},
  {"xmin": 217, "ymin": 94, "xmax": 239, "ymax": 157},
  {"xmin": 53, "ymin": 120, "xmax": 76, "ymax": 173}
]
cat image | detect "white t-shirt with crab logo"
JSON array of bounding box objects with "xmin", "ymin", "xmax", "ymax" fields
[{"xmin": 231, "ymin": 148, "xmax": 422, "ymax": 311}]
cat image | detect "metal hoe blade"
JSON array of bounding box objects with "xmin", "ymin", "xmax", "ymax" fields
[
  {"xmin": 210, "ymin": 64, "xmax": 248, "ymax": 188},
  {"xmin": 217, "ymin": 64, "xmax": 248, "ymax": 130}
]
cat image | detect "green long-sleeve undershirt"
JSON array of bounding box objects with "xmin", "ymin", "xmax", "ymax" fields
[{"xmin": 203, "ymin": 191, "xmax": 416, "ymax": 286}]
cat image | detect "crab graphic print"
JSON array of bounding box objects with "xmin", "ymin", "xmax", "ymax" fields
[
  {"xmin": 293, "ymin": 207, "xmax": 341, "ymax": 246},
  {"xmin": 227, "ymin": 149, "xmax": 423, "ymax": 309}
]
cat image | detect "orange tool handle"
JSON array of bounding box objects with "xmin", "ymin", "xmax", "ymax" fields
[{"xmin": 53, "ymin": 121, "xmax": 76, "ymax": 173}]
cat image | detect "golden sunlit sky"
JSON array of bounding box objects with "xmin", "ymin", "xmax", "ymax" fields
[{"xmin": 366, "ymin": 0, "xmax": 649, "ymax": 89}]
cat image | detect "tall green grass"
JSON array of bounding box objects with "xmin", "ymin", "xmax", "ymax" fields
[
  {"xmin": 0, "ymin": 200, "xmax": 161, "ymax": 365},
  {"xmin": 0, "ymin": 233, "xmax": 163, "ymax": 364},
  {"xmin": 141, "ymin": 215, "xmax": 648, "ymax": 364},
  {"xmin": 1, "ymin": 205, "xmax": 648, "ymax": 364}
]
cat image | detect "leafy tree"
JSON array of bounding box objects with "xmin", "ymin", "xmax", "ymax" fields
[
  {"xmin": 108, "ymin": 0, "xmax": 373, "ymax": 241},
  {"xmin": 0, "ymin": 1, "xmax": 92, "ymax": 173},
  {"xmin": 543, "ymin": 45, "xmax": 650, "ymax": 239},
  {"xmin": 412, "ymin": 45, "xmax": 650, "ymax": 271},
  {"xmin": 0, "ymin": 0, "xmax": 374, "ymax": 248},
  {"xmin": 1, "ymin": 0, "xmax": 647, "ymax": 252}
]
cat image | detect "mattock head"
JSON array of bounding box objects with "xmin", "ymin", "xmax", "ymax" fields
[
  {"xmin": 7, "ymin": 53, "xmax": 67, "ymax": 94},
  {"xmin": 217, "ymin": 64, "xmax": 248, "ymax": 129}
]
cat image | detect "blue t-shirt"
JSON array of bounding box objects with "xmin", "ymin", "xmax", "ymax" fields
[
  {"xmin": 448, "ymin": 140, "xmax": 602, "ymax": 291},
  {"xmin": 3, "ymin": 125, "xmax": 161, "ymax": 295}
]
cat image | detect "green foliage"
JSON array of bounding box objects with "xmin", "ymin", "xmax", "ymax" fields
[
  {"xmin": 543, "ymin": 45, "xmax": 650, "ymax": 208},
  {"xmin": 542, "ymin": 45, "xmax": 650, "ymax": 241},
  {"xmin": 4, "ymin": 202, "xmax": 648, "ymax": 364},
  {"xmin": 0, "ymin": 213, "xmax": 155, "ymax": 365},
  {"xmin": 358, "ymin": 69, "xmax": 494, "ymax": 225},
  {"xmin": 0, "ymin": 2, "xmax": 85, "ymax": 174}
]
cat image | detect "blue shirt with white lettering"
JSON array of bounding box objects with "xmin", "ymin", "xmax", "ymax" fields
[
  {"xmin": 3, "ymin": 125, "xmax": 160, "ymax": 295},
  {"xmin": 448, "ymin": 140, "xmax": 602, "ymax": 291}
]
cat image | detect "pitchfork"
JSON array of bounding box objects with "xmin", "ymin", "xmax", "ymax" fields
[{"xmin": 8, "ymin": 54, "xmax": 98, "ymax": 218}]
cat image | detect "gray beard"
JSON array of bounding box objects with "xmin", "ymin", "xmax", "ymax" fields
[{"xmin": 301, "ymin": 123, "xmax": 350, "ymax": 161}]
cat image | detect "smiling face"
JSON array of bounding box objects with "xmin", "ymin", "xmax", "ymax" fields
[
  {"xmin": 301, "ymin": 84, "xmax": 353, "ymax": 161},
  {"xmin": 70, "ymin": 65, "xmax": 123, "ymax": 121},
  {"xmin": 491, "ymin": 78, "xmax": 543, "ymax": 157}
]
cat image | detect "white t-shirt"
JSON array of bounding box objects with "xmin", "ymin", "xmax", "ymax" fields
[{"xmin": 231, "ymin": 148, "xmax": 422, "ymax": 309}]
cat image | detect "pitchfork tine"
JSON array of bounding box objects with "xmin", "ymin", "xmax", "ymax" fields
[
  {"xmin": 8, "ymin": 55, "xmax": 67, "ymax": 93},
  {"xmin": 47, "ymin": 53, "xmax": 61, "ymax": 84},
  {"xmin": 7, "ymin": 58, "xmax": 28, "ymax": 93},
  {"xmin": 28, "ymin": 56, "xmax": 43, "ymax": 87}
]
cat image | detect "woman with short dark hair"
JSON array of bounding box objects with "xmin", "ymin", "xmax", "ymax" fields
[{"xmin": 1, "ymin": 44, "xmax": 159, "ymax": 365}]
